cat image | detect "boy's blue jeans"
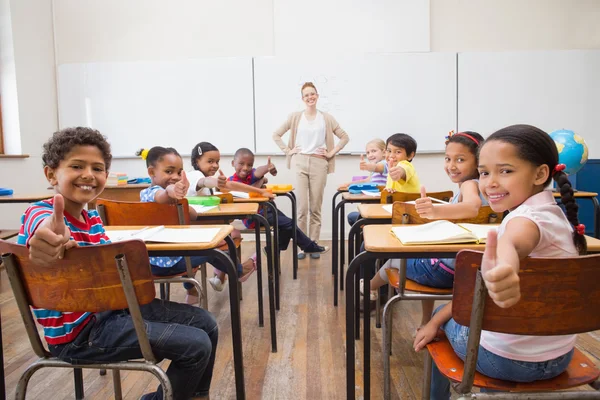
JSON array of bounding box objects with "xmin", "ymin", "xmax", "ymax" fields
[
  {"xmin": 265, "ymin": 207, "xmax": 313, "ymax": 251},
  {"xmin": 48, "ymin": 299, "xmax": 218, "ymax": 400},
  {"xmin": 429, "ymin": 308, "xmax": 574, "ymax": 400}
]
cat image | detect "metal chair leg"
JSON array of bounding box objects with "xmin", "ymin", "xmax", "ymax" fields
[
  {"xmin": 165, "ymin": 282, "xmax": 171, "ymax": 301},
  {"xmin": 422, "ymin": 351, "xmax": 432, "ymax": 400},
  {"xmin": 74, "ymin": 367, "xmax": 84, "ymax": 399},
  {"xmin": 200, "ymin": 263, "xmax": 208, "ymax": 309},
  {"xmin": 159, "ymin": 283, "xmax": 166, "ymax": 300},
  {"xmin": 112, "ymin": 369, "xmax": 122, "ymax": 399}
]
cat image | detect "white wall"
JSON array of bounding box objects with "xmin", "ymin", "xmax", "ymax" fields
[{"xmin": 2, "ymin": 0, "xmax": 600, "ymax": 236}]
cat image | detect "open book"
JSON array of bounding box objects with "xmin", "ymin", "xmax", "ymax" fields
[
  {"xmin": 391, "ymin": 221, "xmax": 497, "ymax": 245},
  {"xmin": 105, "ymin": 226, "xmax": 222, "ymax": 243}
]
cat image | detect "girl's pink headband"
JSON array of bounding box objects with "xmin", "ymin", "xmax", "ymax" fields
[{"xmin": 445, "ymin": 130, "xmax": 480, "ymax": 145}]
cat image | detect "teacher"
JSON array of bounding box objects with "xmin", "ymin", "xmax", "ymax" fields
[{"xmin": 273, "ymin": 82, "xmax": 349, "ymax": 259}]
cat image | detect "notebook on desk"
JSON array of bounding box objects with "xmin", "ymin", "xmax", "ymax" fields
[
  {"xmin": 390, "ymin": 221, "xmax": 498, "ymax": 245},
  {"xmin": 105, "ymin": 226, "xmax": 221, "ymax": 243}
]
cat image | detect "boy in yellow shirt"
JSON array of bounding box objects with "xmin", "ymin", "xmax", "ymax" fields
[{"xmin": 385, "ymin": 133, "xmax": 420, "ymax": 193}]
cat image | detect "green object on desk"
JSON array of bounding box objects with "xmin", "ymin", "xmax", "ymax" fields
[{"xmin": 187, "ymin": 196, "xmax": 221, "ymax": 206}]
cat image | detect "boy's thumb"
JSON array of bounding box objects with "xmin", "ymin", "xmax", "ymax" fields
[
  {"xmin": 420, "ymin": 185, "xmax": 427, "ymax": 199},
  {"xmin": 219, "ymin": 169, "xmax": 225, "ymax": 176},
  {"xmin": 51, "ymin": 194, "xmax": 66, "ymax": 234}
]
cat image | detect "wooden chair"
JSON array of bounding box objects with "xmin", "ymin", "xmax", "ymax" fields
[
  {"xmin": 421, "ymin": 250, "xmax": 600, "ymax": 399},
  {"xmin": 380, "ymin": 190, "xmax": 453, "ymax": 204},
  {"xmin": 382, "ymin": 202, "xmax": 503, "ymax": 398},
  {"xmin": 0, "ymin": 239, "xmax": 173, "ymax": 400},
  {"xmin": 96, "ymin": 198, "xmax": 206, "ymax": 307}
]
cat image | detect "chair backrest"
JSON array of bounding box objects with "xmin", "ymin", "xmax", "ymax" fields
[
  {"xmin": 391, "ymin": 202, "xmax": 503, "ymax": 225},
  {"xmin": 97, "ymin": 198, "xmax": 190, "ymax": 226},
  {"xmin": 0, "ymin": 239, "xmax": 156, "ymax": 313},
  {"xmin": 0, "ymin": 239, "xmax": 158, "ymax": 361},
  {"xmin": 381, "ymin": 190, "xmax": 453, "ymax": 205},
  {"xmin": 453, "ymin": 250, "xmax": 600, "ymax": 336}
]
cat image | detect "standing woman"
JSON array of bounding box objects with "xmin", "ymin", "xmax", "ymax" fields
[{"xmin": 273, "ymin": 82, "xmax": 349, "ymax": 259}]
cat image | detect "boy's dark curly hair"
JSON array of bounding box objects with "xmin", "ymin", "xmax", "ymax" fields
[{"xmin": 42, "ymin": 127, "xmax": 112, "ymax": 170}]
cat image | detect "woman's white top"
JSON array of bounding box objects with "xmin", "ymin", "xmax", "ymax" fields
[{"xmin": 297, "ymin": 111, "xmax": 326, "ymax": 155}]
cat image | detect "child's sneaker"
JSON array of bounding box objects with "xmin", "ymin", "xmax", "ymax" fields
[
  {"xmin": 297, "ymin": 252, "xmax": 306, "ymax": 260},
  {"xmin": 304, "ymin": 242, "xmax": 330, "ymax": 254},
  {"xmin": 209, "ymin": 276, "xmax": 224, "ymax": 292},
  {"xmin": 359, "ymin": 278, "xmax": 378, "ymax": 301}
]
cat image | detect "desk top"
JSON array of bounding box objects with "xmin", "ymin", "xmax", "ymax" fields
[
  {"xmin": 363, "ymin": 224, "xmax": 600, "ymax": 253},
  {"xmin": 233, "ymin": 196, "xmax": 271, "ymax": 203},
  {"xmin": 341, "ymin": 192, "xmax": 381, "ymax": 202},
  {"xmin": 105, "ymin": 225, "xmax": 233, "ymax": 251},
  {"xmin": 357, "ymin": 204, "xmax": 392, "ymax": 219},
  {"xmin": 552, "ymin": 191, "xmax": 598, "ymax": 198},
  {"xmin": 200, "ymin": 202, "xmax": 259, "ymax": 216},
  {"xmin": 0, "ymin": 192, "xmax": 54, "ymax": 203},
  {"xmin": 272, "ymin": 188, "xmax": 294, "ymax": 195}
]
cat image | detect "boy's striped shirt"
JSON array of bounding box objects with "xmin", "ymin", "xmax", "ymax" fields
[{"xmin": 17, "ymin": 198, "xmax": 110, "ymax": 345}]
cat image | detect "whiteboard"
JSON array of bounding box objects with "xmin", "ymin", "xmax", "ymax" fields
[
  {"xmin": 58, "ymin": 58, "xmax": 255, "ymax": 157},
  {"xmin": 253, "ymin": 53, "xmax": 457, "ymax": 154},
  {"xmin": 458, "ymin": 50, "xmax": 600, "ymax": 158}
]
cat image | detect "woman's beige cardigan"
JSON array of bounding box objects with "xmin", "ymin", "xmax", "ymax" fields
[{"xmin": 272, "ymin": 111, "xmax": 349, "ymax": 174}]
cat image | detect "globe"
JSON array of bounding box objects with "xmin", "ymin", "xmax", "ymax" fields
[{"xmin": 549, "ymin": 129, "xmax": 589, "ymax": 175}]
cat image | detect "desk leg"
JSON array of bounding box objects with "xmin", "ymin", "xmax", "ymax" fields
[
  {"xmin": 0, "ymin": 305, "xmax": 4, "ymax": 400},
  {"xmin": 346, "ymin": 252, "xmax": 371, "ymax": 400},
  {"xmin": 333, "ymin": 201, "xmax": 345, "ymax": 306},
  {"xmin": 254, "ymin": 224, "xmax": 264, "ymax": 328},
  {"xmin": 254, "ymin": 214, "xmax": 277, "ymax": 352},
  {"xmin": 331, "ymin": 191, "xmax": 343, "ymax": 275},
  {"xmin": 209, "ymin": 240, "xmax": 246, "ymax": 399},
  {"xmin": 340, "ymin": 202, "xmax": 346, "ymax": 285},
  {"xmin": 284, "ymin": 193, "xmax": 299, "ymax": 280},
  {"xmin": 264, "ymin": 202, "xmax": 280, "ymax": 311}
]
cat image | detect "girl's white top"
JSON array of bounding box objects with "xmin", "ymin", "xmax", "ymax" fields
[{"xmin": 480, "ymin": 190, "xmax": 577, "ymax": 362}]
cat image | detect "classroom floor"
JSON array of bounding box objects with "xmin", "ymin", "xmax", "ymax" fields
[{"xmin": 2, "ymin": 242, "xmax": 600, "ymax": 399}]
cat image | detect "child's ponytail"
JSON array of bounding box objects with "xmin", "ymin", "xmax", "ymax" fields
[{"xmin": 553, "ymin": 166, "xmax": 587, "ymax": 255}]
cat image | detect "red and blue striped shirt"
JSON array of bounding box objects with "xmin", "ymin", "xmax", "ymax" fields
[{"xmin": 17, "ymin": 198, "xmax": 110, "ymax": 345}]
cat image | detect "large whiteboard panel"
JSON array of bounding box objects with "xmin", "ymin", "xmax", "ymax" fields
[
  {"xmin": 254, "ymin": 54, "xmax": 457, "ymax": 154},
  {"xmin": 58, "ymin": 58, "xmax": 255, "ymax": 156},
  {"xmin": 459, "ymin": 50, "xmax": 600, "ymax": 157}
]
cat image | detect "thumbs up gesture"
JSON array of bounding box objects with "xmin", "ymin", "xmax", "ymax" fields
[
  {"xmin": 170, "ymin": 171, "xmax": 189, "ymax": 199},
  {"xmin": 267, "ymin": 156, "xmax": 278, "ymax": 176},
  {"xmin": 28, "ymin": 194, "xmax": 78, "ymax": 266},
  {"xmin": 217, "ymin": 169, "xmax": 228, "ymax": 188},
  {"xmin": 481, "ymin": 230, "xmax": 521, "ymax": 308},
  {"xmin": 387, "ymin": 159, "xmax": 403, "ymax": 182},
  {"xmin": 415, "ymin": 185, "xmax": 435, "ymax": 219},
  {"xmin": 359, "ymin": 154, "xmax": 370, "ymax": 171}
]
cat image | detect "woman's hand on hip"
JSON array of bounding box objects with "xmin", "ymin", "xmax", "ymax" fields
[{"xmin": 288, "ymin": 145, "xmax": 302, "ymax": 156}]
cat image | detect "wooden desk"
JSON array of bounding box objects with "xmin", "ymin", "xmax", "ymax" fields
[
  {"xmin": 345, "ymin": 224, "xmax": 600, "ymax": 400},
  {"xmin": 105, "ymin": 225, "xmax": 247, "ymax": 399},
  {"xmin": 553, "ymin": 191, "xmax": 599, "ymax": 238},
  {"xmin": 89, "ymin": 184, "xmax": 150, "ymax": 209},
  {"xmin": 357, "ymin": 203, "xmax": 392, "ymax": 219},
  {"xmin": 271, "ymin": 187, "xmax": 299, "ymax": 279},
  {"xmin": 0, "ymin": 192, "xmax": 53, "ymax": 203},
  {"xmin": 331, "ymin": 191, "xmax": 382, "ymax": 305},
  {"xmin": 195, "ymin": 202, "xmax": 278, "ymax": 352},
  {"xmin": 229, "ymin": 197, "xmax": 283, "ymax": 312}
]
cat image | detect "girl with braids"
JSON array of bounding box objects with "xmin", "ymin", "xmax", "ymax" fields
[{"xmin": 415, "ymin": 124, "xmax": 587, "ymax": 399}]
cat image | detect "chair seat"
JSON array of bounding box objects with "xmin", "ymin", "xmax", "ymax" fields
[
  {"xmin": 218, "ymin": 237, "xmax": 243, "ymax": 252},
  {"xmin": 427, "ymin": 331, "xmax": 600, "ymax": 392},
  {"xmin": 386, "ymin": 268, "xmax": 453, "ymax": 294},
  {"xmin": 152, "ymin": 265, "xmax": 200, "ymax": 280}
]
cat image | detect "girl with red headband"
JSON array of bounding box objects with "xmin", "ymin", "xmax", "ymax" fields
[{"xmin": 416, "ymin": 125, "xmax": 587, "ymax": 399}]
